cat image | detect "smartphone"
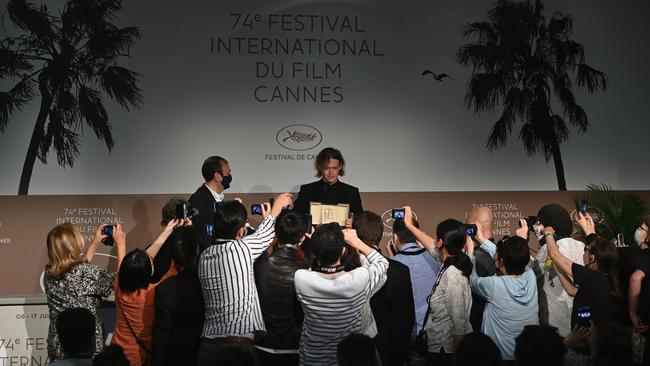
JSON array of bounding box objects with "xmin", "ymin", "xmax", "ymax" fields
[
  {"xmin": 204, "ymin": 224, "xmax": 214, "ymax": 236},
  {"xmin": 101, "ymin": 226, "xmax": 113, "ymax": 236},
  {"xmin": 176, "ymin": 203, "xmax": 196, "ymax": 220},
  {"xmin": 465, "ymin": 224, "xmax": 477, "ymax": 237},
  {"xmin": 575, "ymin": 199, "xmax": 588, "ymax": 215},
  {"xmin": 389, "ymin": 243, "xmax": 399, "ymax": 255},
  {"xmin": 391, "ymin": 208, "xmax": 405, "ymax": 219},
  {"xmin": 576, "ymin": 305, "xmax": 592, "ymax": 327},
  {"xmin": 251, "ymin": 203, "xmax": 263, "ymax": 215},
  {"xmin": 524, "ymin": 216, "xmax": 537, "ymax": 230}
]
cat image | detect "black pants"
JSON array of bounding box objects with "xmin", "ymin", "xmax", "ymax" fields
[
  {"xmin": 255, "ymin": 349, "xmax": 299, "ymax": 366},
  {"xmin": 426, "ymin": 348, "xmax": 454, "ymax": 366}
]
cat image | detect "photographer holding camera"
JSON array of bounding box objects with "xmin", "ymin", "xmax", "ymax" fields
[
  {"xmin": 294, "ymin": 224, "xmax": 388, "ymax": 366},
  {"xmin": 44, "ymin": 223, "xmax": 121, "ymax": 362},
  {"xmin": 197, "ymin": 193, "xmax": 293, "ymax": 366}
]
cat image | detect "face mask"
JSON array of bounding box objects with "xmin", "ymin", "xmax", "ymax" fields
[
  {"xmin": 635, "ymin": 228, "xmax": 645, "ymax": 246},
  {"xmin": 221, "ymin": 174, "xmax": 232, "ymax": 190},
  {"xmin": 533, "ymin": 224, "xmax": 544, "ymax": 241}
]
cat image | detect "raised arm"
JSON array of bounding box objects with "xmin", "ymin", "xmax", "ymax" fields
[
  {"xmin": 146, "ymin": 219, "xmax": 184, "ymax": 260},
  {"xmin": 403, "ymin": 206, "xmax": 435, "ymax": 250},
  {"xmin": 83, "ymin": 224, "xmax": 109, "ymax": 263},
  {"xmin": 541, "ymin": 227, "xmax": 574, "ymax": 278},
  {"xmin": 114, "ymin": 224, "xmax": 127, "ymax": 270},
  {"xmin": 246, "ymin": 193, "xmax": 293, "ymax": 260},
  {"xmin": 344, "ymin": 229, "xmax": 388, "ymax": 292}
]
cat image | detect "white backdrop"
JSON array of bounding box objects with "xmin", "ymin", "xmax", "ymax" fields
[{"xmin": 1, "ymin": 0, "xmax": 648, "ymax": 195}]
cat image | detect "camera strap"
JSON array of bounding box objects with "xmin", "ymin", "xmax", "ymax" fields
[
  {"xmin": 397, "ymin": 248, "xmax": 427, "ymax": 256},
  {"xmin": 312, "ymin": 264, "xmax": 346, "ymax": 274}
]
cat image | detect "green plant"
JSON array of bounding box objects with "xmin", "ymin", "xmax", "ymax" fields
[{"xmin": 586, "ymin": 184, "xmax": 647, "ymax": 246}]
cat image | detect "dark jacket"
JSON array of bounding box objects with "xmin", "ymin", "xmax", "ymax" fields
[
  {"xmin": 254, "ymin": 246, "xmax": 309, "ymax": 350},
  {"xmin": 370, "ymin": 257, "xmax": 414, "ymax": 366},
  {"xmin": 188, "ymin": 184, "xmax": 217, "ymax": 251},
  {"xmin": 151, "ymin": 265, "xmax": 204, "ymax": 366},
  {"xmin": 292, "ymin": 180, "xmax": 363, "ymax": 215}
]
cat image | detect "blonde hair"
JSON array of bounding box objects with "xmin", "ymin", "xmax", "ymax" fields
[{"xmin": 46, "ymin": 224, "xmax": 85, "ymax": 280}]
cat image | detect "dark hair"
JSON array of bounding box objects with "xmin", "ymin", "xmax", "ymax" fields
[
  {"xmin": 337, "ymin": 333, "xmax": 380, "ymax": 366},
  {"xmin": 393, "ymin": 218, "xmax": 419, "ymax": 244},
  {"xmin": 213, "ymin": 200, "xmax": 247, "ymax": 239},
  {"xmin": 353, "ymin": 211, "xmax": 383, "ymax": 247},
  {"xmin": 536, "ymin": 204, "xmax": 572, "ymax": 239},
  {"xmin": 93, "ymin": 344, "xmax": 129, "ymax": 366},
  {"xmin": 314, "ymin": 147, "xmax": 345, "ymax": 177},
  {"xmin": 169, "ymin": 226, "xmax": 197, "ymax": 270},
  {"xmin": 515, "ymin": 325, "xmax": 566, "ymax": 366},
  {"xmin": 586, "ymin": 238, "xmax": 621, "ymax": 299},
  {"xmin": 454, "ymin": 332, "xmax": 501, "ymax": 366},
  {"xmin": 118, "ymin": 249, "xmax": 152, "ymax": 293},
  {"xmin": 201, "ymin": 155, "xmax": 227, "ymax": 182},
  {"xmin": 436, "ymin": 219, "xmax": 472, "ymax": 277},
  {"xmin": 311, "ymin": 223, "xmax": 345, "ymax": 266},
  {"xmin": 160, "ymin": 197, "xmax": 188, "ymax": 226},
  {"xmin": 56, "ymin": 307, "xmax": 95, "ymax": 356},
  {"xmin": 592, "ymin": 322, "xmax": 634, "ymax": 366},
  {"xmin": 275, "ymin": 211, "xmax": 308, "ymax": 245},
  {"xmin": 496, "ymin": 236, "xmax": 530, "ymax": 275}
]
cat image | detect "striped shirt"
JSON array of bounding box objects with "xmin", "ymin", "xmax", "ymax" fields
[
  {"xmin": 198, "ymin": 215, "xmax": 276, "ymax": 337},
  {"xmin": 294, "ymin": 250, "xmax": 388, "ymax": 366}
]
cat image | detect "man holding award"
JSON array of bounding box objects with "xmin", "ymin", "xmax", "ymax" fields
[{"xmin": 293, "ymin": 147, "xmax": 363, "ymax": 226}]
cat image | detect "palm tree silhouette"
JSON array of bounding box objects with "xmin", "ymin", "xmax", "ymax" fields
[
  {"xmin": 456, "ymin": 0, "xmax": 607, "ymax": 191},
  {"xmin": 0, "ymin": 0, "xmax": 142, "ymax": 195}
]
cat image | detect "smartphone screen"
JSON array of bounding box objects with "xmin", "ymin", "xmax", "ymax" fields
[
  {"xmin": 101, "ymin": 226, "xmax": 113, "ymax": 236},
  {"xmin": 576, "ymin": 306, "xmax": 592, "ymax": 327},
  {"xmin": 392, "ymin": 209, "xmax": 405, "ymax": 219},
  {"xmin": 466, "ymin": 224, "xmax": 477, "ymax": 236},
  {"xmin": 251, "ymin": 204, "xmax": 263, "ymax": 215}
]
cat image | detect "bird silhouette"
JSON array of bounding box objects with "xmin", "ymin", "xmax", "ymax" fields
[{"xmin": 422, "ymin": 70, "xmax": 458, "ymax": 82}]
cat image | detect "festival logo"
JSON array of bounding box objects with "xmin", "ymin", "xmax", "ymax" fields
[{"xmin": 276, "ymin": 124, "xmax": 323, "ymax": 151}]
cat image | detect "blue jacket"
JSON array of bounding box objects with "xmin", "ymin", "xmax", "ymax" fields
[{"xmin": 470, "ymin": 240, "xmax": 538, "ymax": 360}]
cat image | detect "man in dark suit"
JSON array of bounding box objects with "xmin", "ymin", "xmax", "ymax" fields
[
  {"xmin": 152, "ymin": 226, "xmax": 204, "ymax": 366},
  {"xmin": 292, "ymin": 147, "xmax": 363, "ymax": 217},
  {"xmin": 189, "ymin": 156, "xmax": 232, "ymax": 251},
  {"xmin": 353, "ymin": 211, "xmax": 414, "ymax": 366}
]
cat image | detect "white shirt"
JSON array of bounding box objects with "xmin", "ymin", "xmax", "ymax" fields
[
  {"xmin": 199, "ymin": 215, "xmax": 276, "ymax": 337},
  {"xmin": 536, "ymin": 237, "xmax": 585, "ymax": 336},
  {"xmin": 205, "ymin": 183, "xmax": 224, "ymax": 202},
  {"xmin": 294, "ymin": 250, "xmax": 388, "ymax": 366}
]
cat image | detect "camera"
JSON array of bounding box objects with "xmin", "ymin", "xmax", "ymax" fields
[
  {"xmin": 101, "ymin": 225, "xmax": 114, "ymax": 236},
  {"xmin": 391, "ymin": 208, "xmax": 405, "ymax": 219},
  {"xmin": 176, "ymin": 203, "xmax": 198, "ymax": 220},
  {"xmin": 576, "ymin": 305, "xmax": 592, "ymax": 327},
  {"xmin": 465, "ymin": 224, "xmax": 477, "ymax": 237},
  {"xmin": 101, "ymin": 225, "xmax": 114, "ymax": 246},
  {"xmin": 251, "ymin": 204, "xmax": 263, "ymax": 215}
]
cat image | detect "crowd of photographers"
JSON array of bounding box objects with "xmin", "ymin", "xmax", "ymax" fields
[{"xmin": 42, "ymin": 156, "xmax": 650, "ymax": 366}]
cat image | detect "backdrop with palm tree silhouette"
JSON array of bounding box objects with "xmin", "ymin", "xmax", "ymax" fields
[
  {"xmin": 0, "ymin": 0, "xmax": 141, "ymax": 195},
  {"xmin": 0, "ymin": 0, "xmax": 647, "ymax": 195},
  {"xmin": 456, "ymin": 0, "xmax": 607, "ymax": 191}
]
